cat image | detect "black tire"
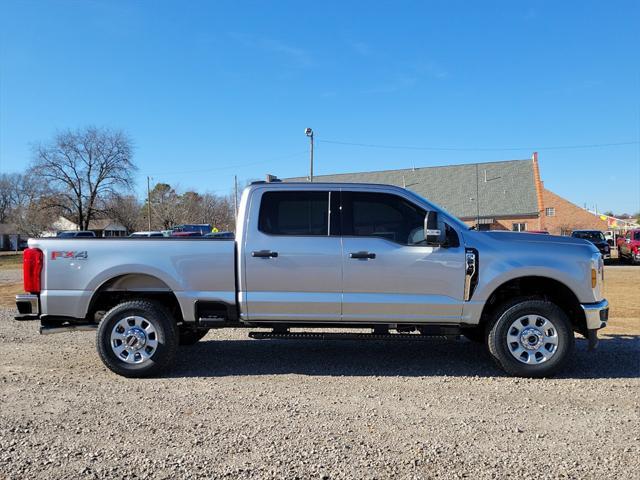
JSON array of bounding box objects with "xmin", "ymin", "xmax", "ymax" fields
[
  {"xmin": 96, "ymin": 300, "xmax": 178, "ymax": 378},
  {"xmin": 179, "ymin": 327, "xmax": 209, "ymax": 345},
  {"xmin": 461, "ymin": 326, "xmax": 485, "ymax": 343},
  {"xmin": 486, "ymin": 299, "xmax": 574, "ymax": 378}
]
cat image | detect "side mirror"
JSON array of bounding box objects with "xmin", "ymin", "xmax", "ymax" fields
[{"xmin": 424, "ymin": 211, "xmax": 444, "ymax": 245}]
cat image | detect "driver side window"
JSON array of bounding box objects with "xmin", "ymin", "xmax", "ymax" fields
[{"xmin": 341, "ymin": 192, "xmax": 431, "ymax": 246}]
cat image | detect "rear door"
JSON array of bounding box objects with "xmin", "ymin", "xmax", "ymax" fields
[
  {"xmin": 340, "ymin": 190, "xmax": 465, "ymax": 323},
  {"xmin": 243, "ymin": 189, "xmax": 342, "ymax": 322}
]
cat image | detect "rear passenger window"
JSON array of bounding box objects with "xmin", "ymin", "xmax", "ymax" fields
[{"xmin": 259, "ymin": 191, "xmax": 329, "ymax": 236}]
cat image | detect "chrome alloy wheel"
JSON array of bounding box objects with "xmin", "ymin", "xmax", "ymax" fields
[
  {"xmin": 506, "ymin": 315, "xmax": 559, "ymax": 364},
  {"xmin": 110, "ymin": 316, "xmax": 158, "ymax": 364}
]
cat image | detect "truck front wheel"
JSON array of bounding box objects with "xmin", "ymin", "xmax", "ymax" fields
[
  {"xmin": 487, "ymin": 299, "xmax": 574, "ymax": 378},
  {"xmin": 96, "ymin": 300, "xmax": 178, "ymax": 378}
]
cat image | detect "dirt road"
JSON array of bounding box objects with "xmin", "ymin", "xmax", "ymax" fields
[
  {"xmin": 1, "ymin": 265, "xmax": 638, "ymax": 478},
  {"xmin": 1, "ymin": 312, "xmax": 638, "ymax": 478}
]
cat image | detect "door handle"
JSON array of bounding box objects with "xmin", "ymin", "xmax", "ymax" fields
[
  {"xmin": 252, "ymin": 250, "xmax": 278, "ymax": 258},
  {"xmin": 349, "ymin": 251, "xmax": 376, "ymax": 259}
]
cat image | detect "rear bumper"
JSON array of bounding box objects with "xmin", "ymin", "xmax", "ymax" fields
[
  {"xmin": 581, "ymin": 299, "xmax": 609, "ymax": 330},
  {"xmin": 15, "ymin": 294, "xmax": 40, "ymax": 320}
]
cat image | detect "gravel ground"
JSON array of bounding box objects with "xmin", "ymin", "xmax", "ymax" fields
[
  {"xmin": 0, "ymin": 270, "xmax": 21, "ymax": 284},
  {"xmin": 0, "ymin": 308, "xmax": 638, "ymax": 479}
]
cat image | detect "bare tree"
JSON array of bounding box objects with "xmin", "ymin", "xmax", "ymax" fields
[
  {"xmin": 15, "ymin": 193, "xmax": 66, "ymax": 237},
  {"xmin": 148, "ymin": 183, "xmax": 181, "ymax": 230},
  {"xmin": 31, "ymin": 127, "xmax": 137, "ymax": 230},
  {"xmin": 104, "ymin": 194, "xmax": 143, "ymax": 233},
  {"xmin": 0, "ymin": 173, "xmax": 19, "ymax": 223},
  {"xmin": 201, "ymin": 193, "xmax": 235, "ymax": 231}
]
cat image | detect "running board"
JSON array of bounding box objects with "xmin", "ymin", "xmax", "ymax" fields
[
  {"xmin": 248, "ymin": 331, "xmax": 460, "ymax": 341},
  {"xmin": 40, "ymin": 324, "xmax": 98, "ymax": 335}
]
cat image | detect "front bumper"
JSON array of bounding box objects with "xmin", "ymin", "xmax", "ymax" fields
[
  {"xmin": 15, "ymin": 294, "xmax": 40, "ymax": 321},
  {"xmin": 581, "ymin": 299, "xmax": 609, "ymax": 330}
]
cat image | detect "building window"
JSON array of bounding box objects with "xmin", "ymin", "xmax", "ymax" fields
[
  {"xmin": 512, "ymin": 223, "xmax": 527, "ymax": 232},
  {"xmin": 545, "ymin": 207, "xmax": 556, "ymax": 217}
]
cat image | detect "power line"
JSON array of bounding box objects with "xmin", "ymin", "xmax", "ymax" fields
[
  {"xmin": 137, "ymin": 150, "xmax": 307, "ymax": 177},
  {"xmin": 318, "ymin": 139, "xmax": 640, "ymax": 152}
]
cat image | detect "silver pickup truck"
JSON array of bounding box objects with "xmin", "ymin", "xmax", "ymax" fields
[{"xmin": 16, "ymin": 181, "xmax": 609, "ymax": 378}]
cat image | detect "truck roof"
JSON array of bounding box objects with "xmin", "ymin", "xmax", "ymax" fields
[{"xmin": 250, "ymin": 181, "xmax": 409, "ymax": 190}]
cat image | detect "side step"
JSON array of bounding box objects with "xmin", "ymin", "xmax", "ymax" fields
[
  {"xmin": 248, "ymin": 331, "xmax": 459, "ymax": 341},
  {"xmin": 40, "ymin": 324, "xmax": 98, "ymax": 335}
]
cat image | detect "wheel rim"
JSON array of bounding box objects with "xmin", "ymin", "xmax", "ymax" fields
[
  {"xmin": 110, "ymin": 315, "xmax": 158, "ymax": 364},
  {"xmin": 506, "ymin": 314, "xmax": 559, "ymax": 365}
]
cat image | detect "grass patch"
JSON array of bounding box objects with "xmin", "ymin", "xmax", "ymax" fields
[{"xmin": 0, "ymin": 253, "xmax": 23, "ymax": 270}]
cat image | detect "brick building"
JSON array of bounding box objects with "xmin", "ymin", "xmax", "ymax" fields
[{"xmin": 287, "ymin": 153, "xmax": 608, "ymax": 235}]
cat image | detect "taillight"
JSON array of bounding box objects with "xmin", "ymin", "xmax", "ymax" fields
[{"xmin": 23, "ymin": 248, "xmax": 43, "ymax": 294}]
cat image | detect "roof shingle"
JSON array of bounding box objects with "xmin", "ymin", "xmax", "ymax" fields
[{"xmin": 286, "ymin": 159, "xmax": 539, "ymax": 219}]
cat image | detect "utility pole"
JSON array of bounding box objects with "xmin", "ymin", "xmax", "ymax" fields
[
  {"xmin": 475, "ymin": 163, "xmax": 480, "ymax": 229},
  {"xmin": 147, "ymin": 176, "xmax": 152, "ymax": 231},
  {"xmin": 305, "ymin": 127, "xmax": 314, "ymax": 182},
  {"xmin": 234, "ymin": 175, "xmax": 238, "ymax": 221}
]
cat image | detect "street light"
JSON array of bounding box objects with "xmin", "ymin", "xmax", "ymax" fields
[{"xmin": 305, "ymin": 127, "xmax": 314, "ymax": 182}]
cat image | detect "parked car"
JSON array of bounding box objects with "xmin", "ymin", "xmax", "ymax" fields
[
  {"xmin": 16, "ymin": 181, "xmax": 608, "ymax": 379},
  {"xmin": 56, "ymin": 231, "xmax": 96, "ymax": 238},
  {"xmin": 170, "ymin": 231, "xmax": 203, "ymax": 237},
  {"xmin": 604, "ymin": 230, "xmax": 615, "ymax": 247},
  {"xmin": 172, "ymin": 224, "xmax": 212, "ymax": 235},
  {"xmin": 528, "ymin": 230, "xmax": 550, "ymax": 235},
  {"xmin": 129, "ymin": 231, "xmax": 165, "ymax": 238},
  {"xmin": 571, "ymin": 230, "xmax": 610, "ymax": 260},
  {"xmin": 617, "ymin": 229, "xmax": 640, "ymax": 264},
  {"xmin": 205, "ymin": 231, "xmax": 235, "ymax": 239}
]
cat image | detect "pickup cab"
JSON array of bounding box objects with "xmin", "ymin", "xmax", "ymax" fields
[{"xmin": 16, "ymin": 182, "xmax": 609, "ymax": 378}]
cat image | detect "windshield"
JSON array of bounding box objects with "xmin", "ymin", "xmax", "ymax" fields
[
  {"xmin": 403, "ymin": 189, "xmax": 470, "ymax": 231},
  {"xmin": 573, "ymin": 231, "xmax": 605, "ymax": 242}
]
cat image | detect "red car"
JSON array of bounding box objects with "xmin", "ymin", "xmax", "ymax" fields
[
  {"xmin": 617, "ymin": 229, "xmax": 640, "ymax": 264},
  {"xmin": 170, "ymin": 231, "xmax": 202, "ymax": 238}
]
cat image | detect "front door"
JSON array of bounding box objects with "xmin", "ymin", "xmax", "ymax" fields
[
  {"xmin": 243, "ymin": 189, "xmax": 342, "ymax": 322},
  {"xmin": 340, "ymin": 191, "xmax": 465, "ymax": 323}
]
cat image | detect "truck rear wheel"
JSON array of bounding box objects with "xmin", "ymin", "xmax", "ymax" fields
[
  {"xmin": 96, "ymin": 300, "xmax": 178, "ymax": 378},
  {"xmin": 487, "ymin": 299, "xmax": 574, "ymax": 378}
]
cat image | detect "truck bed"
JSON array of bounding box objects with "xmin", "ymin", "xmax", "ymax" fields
[{"xmin": 27, "ymin": 237, "xmax": 236, "ymax": 321}]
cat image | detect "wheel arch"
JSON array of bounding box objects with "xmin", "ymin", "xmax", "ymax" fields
[
  {"xmin": 479, "ymin": 276, "xmax": 587, "ymax": 336},
  {"xmin": 87, "ymin": 273, "xmax": 184, "ymax": 324}
]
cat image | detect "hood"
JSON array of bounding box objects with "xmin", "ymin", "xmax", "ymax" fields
[
  {"xmin": 479, "ymin": 231, "xmax": 599, "ymax": 253},
  {"xmin": 482, "ymin": 231, "xmax": 584, "ymax": 245}
]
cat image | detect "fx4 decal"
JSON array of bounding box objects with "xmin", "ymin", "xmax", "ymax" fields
[{"xmin": 51, "ymin": 251, "xmax": 88, "ymax": 260}]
